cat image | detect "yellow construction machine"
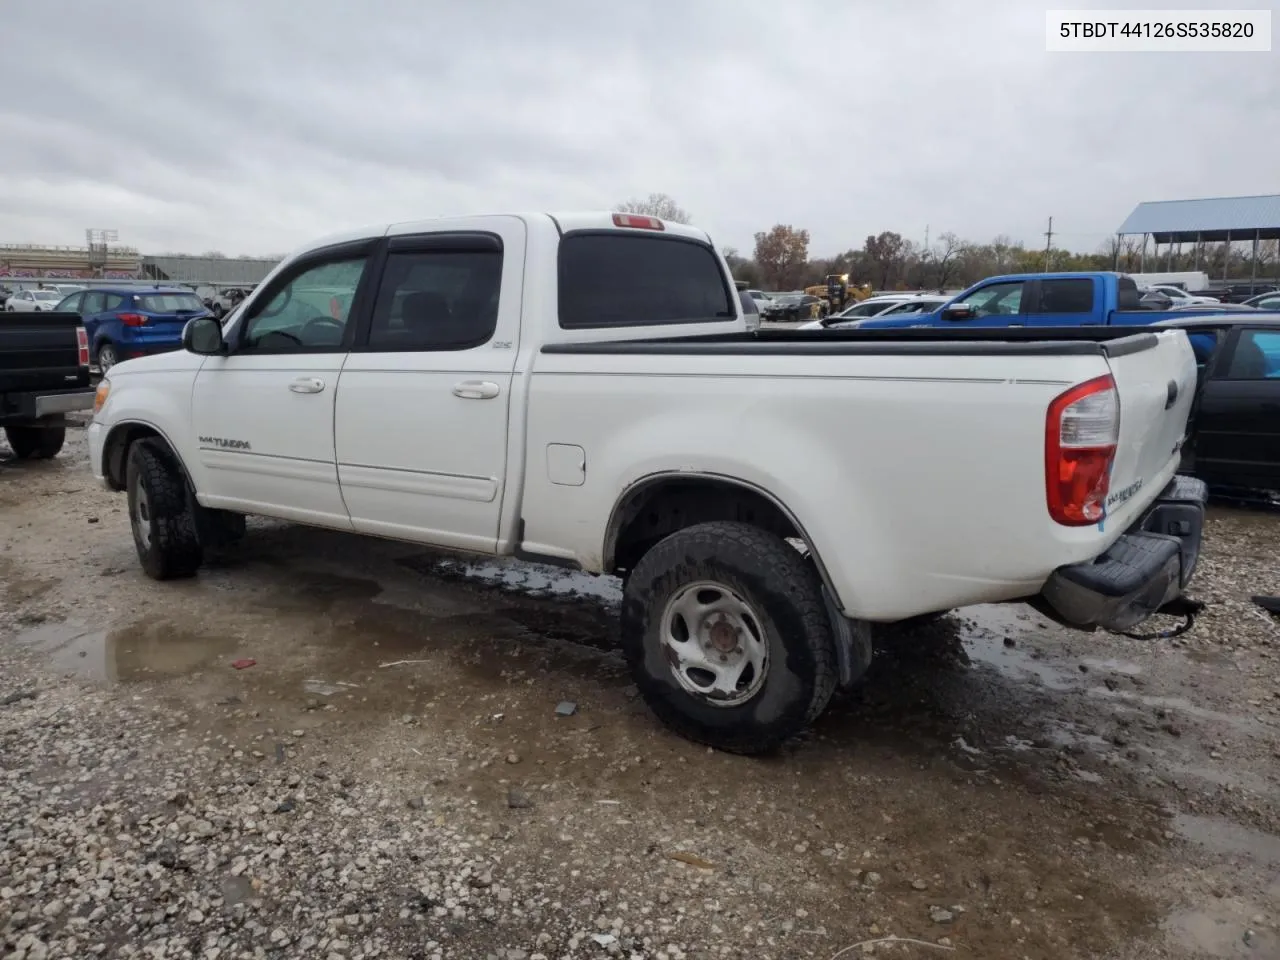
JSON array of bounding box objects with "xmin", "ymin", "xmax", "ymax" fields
[{"xmin": 803, "ymin": 275, "xmax": 871, "ymax": 315}]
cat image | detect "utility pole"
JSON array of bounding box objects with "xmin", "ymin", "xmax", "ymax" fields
[
  {"xmin": 923, "ymin": 223, "xmax": 929, "ymax": 251},
  {"xmin": 1043, "ymin": 216, "xmax": 1054, "ymax": 271}
]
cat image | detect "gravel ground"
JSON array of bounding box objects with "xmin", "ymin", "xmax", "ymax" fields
[{"xmin": 1, "ymin": 420, "xmax": 1279, "ymax": 960}]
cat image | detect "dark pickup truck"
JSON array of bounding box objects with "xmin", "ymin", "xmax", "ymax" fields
[{"xmin": 0, "ymin": 312, "xmax": 95, "ymax": 459}]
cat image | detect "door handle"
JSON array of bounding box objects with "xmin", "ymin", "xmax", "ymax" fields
[
  {"xmin": 289, "ymin": 377, "xmax": 325, "ymax": 394},
  {"xmin": 452, "ymin": 380, "xmax": 500, "ymax": 400}
]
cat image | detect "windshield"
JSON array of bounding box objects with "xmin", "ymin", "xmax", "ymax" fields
[
  {"xmin": 32, "ymin": 291, "xmax": 62, "ymax": 301},
  {"xmin": 137, "ymin": 293, "xmax": 207, "ymax": 313}
]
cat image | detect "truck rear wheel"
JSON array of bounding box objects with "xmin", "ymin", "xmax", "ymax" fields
[
  {"xmin": 4, "ymin": 425, "xmax": 66, "ymax": 460},
  {"xmin": 126, "ymin": 442, "xmax": 203, "ymax": 580},
  {"xmin": 621, "ymin": 521, "xmax": 838, "ymax": 754}
]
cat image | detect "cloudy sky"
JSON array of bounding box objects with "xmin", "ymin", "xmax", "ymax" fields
[{"xmin": 1, "ymin": 0, "xmax": 1276, "ymax": 259}]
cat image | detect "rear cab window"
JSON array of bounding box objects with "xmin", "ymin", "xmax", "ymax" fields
[{"xmin": 558, "ymin": 233, "xmax": 735, "ymax": 329}]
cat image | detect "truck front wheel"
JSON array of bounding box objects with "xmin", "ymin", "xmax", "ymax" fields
[
  {"xmin": 621, "ymin": 521, "xmax": 838, "ymax": 754},
  {"xmin": 4, "ymin": 426, "xmax": 66, "ymax": 460},
  {"xmin": 126, "ymin": 442, "xmax": 203, "ymax": 580}
]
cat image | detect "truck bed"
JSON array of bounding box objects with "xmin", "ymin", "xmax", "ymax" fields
[{"xmin": 527, "ymin": 322, "xmax": 1196, "ymax": 622}]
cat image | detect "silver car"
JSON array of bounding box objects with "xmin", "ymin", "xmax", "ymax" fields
[{"xmin": 800, "ymin": 295, "xmax": 949, "ymax": 330}]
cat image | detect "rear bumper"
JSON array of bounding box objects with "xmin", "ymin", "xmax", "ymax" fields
[
  {"xmin": 1037, "ymin": 475, "xmax": 1208, "ymax": 632},
  {"xmin": 0, "ymin": 387, "xmax": 96, "ymax": 424}
]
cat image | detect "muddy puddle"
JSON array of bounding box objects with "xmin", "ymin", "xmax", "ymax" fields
[
  {"xmin": 14, "ymin": 617, "xmax": 241, "ymax": 684},
  {"xmin": 1175, "ymin": 813, "xmax": 1280, "ymax": 866},
  {"xmin": 1162, "ymin": 811, "xmax": 1280, "ymax": 958}
]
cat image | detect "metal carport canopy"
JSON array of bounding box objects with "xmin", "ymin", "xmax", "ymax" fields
[{"xmin": 1116, "ymin": 194, "xmax": 1280, "ymax": 243}]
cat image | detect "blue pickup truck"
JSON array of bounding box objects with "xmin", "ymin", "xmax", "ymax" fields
[{"xmin": 858, "ymin": 272, "xmax": 1232, "ymax": 330}]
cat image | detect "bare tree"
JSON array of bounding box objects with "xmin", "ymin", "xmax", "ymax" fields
[
  {"xmin": 928, "ymin": 232, "xmax": 964, "ymax": 290},
  {"xmin": 615, "ymin": 193, "xmax": 691, "ymax": 224}
]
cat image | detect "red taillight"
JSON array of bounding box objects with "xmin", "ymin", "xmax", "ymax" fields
[
  {"xmin": 76, "ymin": 327, "xmax": 89, "ymax": 367},
  {"xmin": 612, "ymin": 213, "xmax": 665, "ymax": 231},
  {"xmin": 1045, "ymin": 374, "xmax": 1119, "ymax": 526},
  {"xmin": 119, "ymin": 313, "xmax": 147, "ymax": 327}
]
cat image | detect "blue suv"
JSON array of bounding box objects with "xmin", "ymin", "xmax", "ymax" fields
[{"xmin": 54, "ymin": 286, "xmax": 212, "ymax": 371}]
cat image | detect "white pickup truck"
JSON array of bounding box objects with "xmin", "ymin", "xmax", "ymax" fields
[{"xmin": 88, "ymin": 212, "xmax": 1208, "ymax": 753}]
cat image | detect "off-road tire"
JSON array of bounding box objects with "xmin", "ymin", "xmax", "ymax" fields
[
  {"xmin": 4, "ymin": 426, "xmax": 66, "ymax": 460},
  {"xmin": 126, "ymin": 441, "xmax": 203, "ymax": 580},
  {"xmin": 621, "ymin": 521, "xmax": 838, "ymax": 755}
]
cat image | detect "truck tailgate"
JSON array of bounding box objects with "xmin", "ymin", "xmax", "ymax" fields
[
  {"xmin": 1101, "ymin": 330, "xmax": 1197, "ymax": 529},
  {"xmin": 0, "ymin": 312, "xmax": 88, "ymax": 394}
]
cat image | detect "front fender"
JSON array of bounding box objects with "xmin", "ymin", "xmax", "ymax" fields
[{"xmin": 95, "ymin": 359, "xmax": 203, "ymax": 491}]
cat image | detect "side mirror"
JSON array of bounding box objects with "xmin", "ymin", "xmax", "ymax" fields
[
  {"xmin": 183, "ymin": 316, "xmax": 226, "ymax": 355},
  {"xmin": 941, "ymin": 303, "xmax": 976, "ymax": 321}
]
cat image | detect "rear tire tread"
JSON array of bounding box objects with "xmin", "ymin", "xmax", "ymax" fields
[{"xmin": 621, "ymin": 520, "xmax": 837, "ymax": 755}]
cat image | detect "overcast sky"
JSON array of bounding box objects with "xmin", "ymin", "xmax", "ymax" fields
[{"xmin": 1, "ymin": 0, "xmax": 1276, "ymax": 259}]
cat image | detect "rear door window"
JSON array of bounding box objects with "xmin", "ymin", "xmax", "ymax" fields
[
  {"xmin": 365, "ymin": 248, "xmax": 503, "ymax": 351},
  {"xmin": 558, "ymin": 233, "xmax": 734, "ymax": 329},
  {"xmin": 1036, "ymin": 278, "xmax": 1094, "ymax": 313}
]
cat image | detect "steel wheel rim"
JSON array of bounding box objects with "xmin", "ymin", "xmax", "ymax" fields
[
  {"xmin": 98, "ymin": 345, "xmax": 117, "ymax": 371},
  {"xmin": 660, "ymin": 580, "xmax": 769, "ymax": 707},
  {"xmin": 131, "ymin": 475, "xmax": 152, "ymax": 550}
]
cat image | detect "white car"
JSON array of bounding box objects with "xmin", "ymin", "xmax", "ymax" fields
[
  {"xmin": 1144, "ymin": 284, "xmax": 1221, "ymax": 306},
  {"xmin": 6, "ymin": 289, "xmax": 68, "ymax": 312},
  {"xmin": 88, "ymin": 211, "xmax": 1206, "ymax": 753},
  {"xmin": 799, "ymin": 295, "xmax": 946, "ymax": 329}
]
